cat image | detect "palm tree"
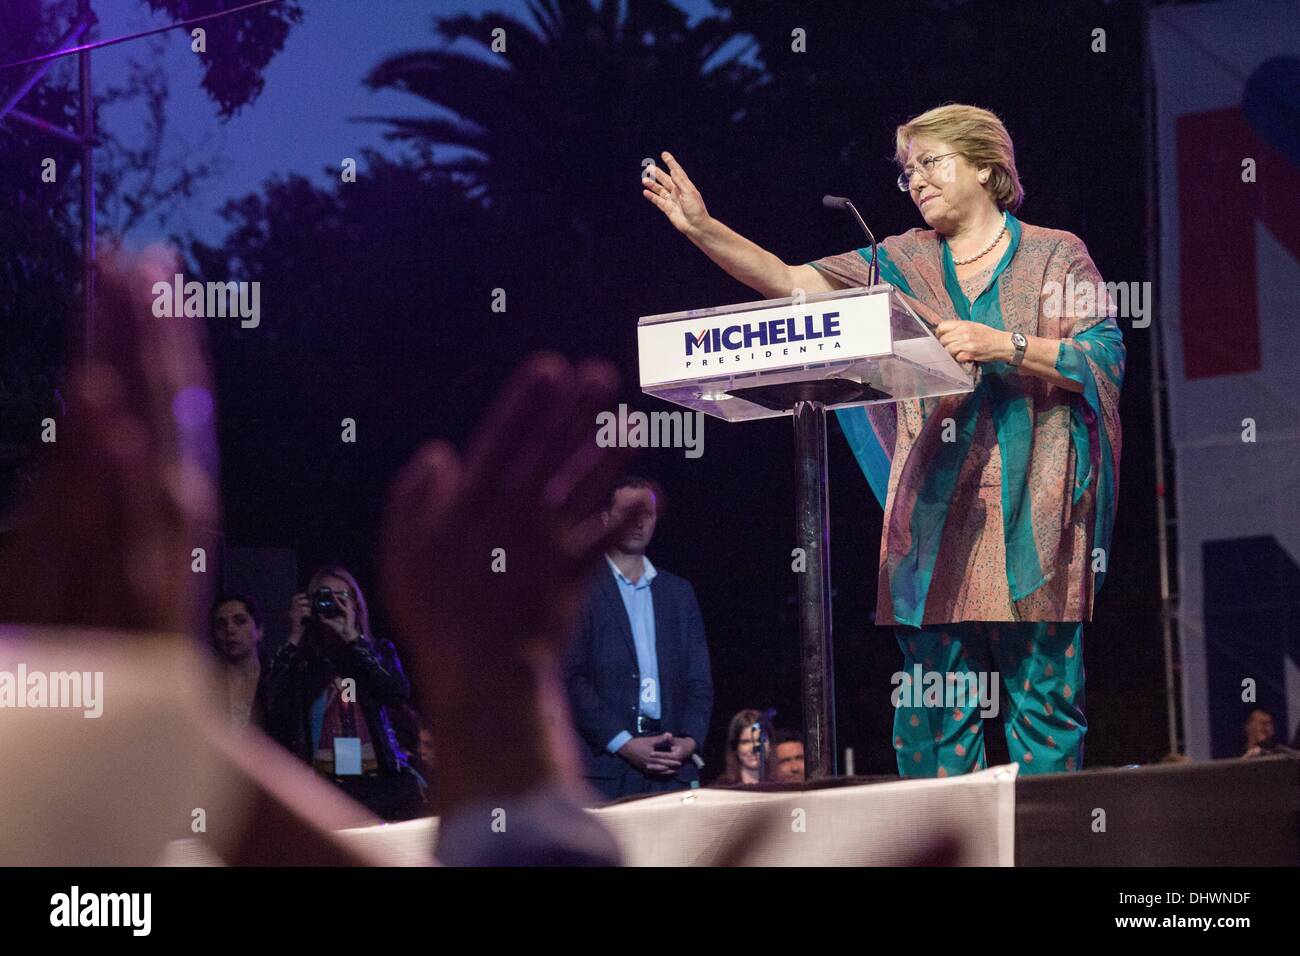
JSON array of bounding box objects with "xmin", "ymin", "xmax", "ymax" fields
[{"xmin": 362, "ymin": 0, "xmax": 761, "ymax": 287}]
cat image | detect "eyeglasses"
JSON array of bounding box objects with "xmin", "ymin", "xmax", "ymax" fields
[{"xmin": 896, "ymin": 152, "xmax": 959, "ymax": 191}]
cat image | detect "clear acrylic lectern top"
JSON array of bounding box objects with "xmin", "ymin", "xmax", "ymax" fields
[{"xmin": 638, "ymin": 284, "xmax": 975, "ymax": 421}]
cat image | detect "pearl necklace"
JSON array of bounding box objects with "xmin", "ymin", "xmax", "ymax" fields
[{"xmin": 950, "ymin": 211, "xmax": 1008, "ymax": 266}]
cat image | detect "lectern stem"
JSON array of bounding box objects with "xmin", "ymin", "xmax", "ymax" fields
[{"xmin": 792, "ymin": 400, "xmax": 837, "ymax": 779}]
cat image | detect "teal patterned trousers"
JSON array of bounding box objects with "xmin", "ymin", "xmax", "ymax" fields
[{"xmin": 892, "ymin": 622, "xmax": 1086, "ymax": 777}]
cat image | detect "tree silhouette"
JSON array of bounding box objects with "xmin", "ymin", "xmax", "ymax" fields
[
  {"xmin": 0, "ymin": 2, "xmax": 85, "ymax": 518},
  {"xmin": 0, "ymin": 0, "xmax": 305, "ymax": 516},
  {"xmin": 362, "ymin": 0, "xmax": 762, "ymax": 304},
  {"xmin": 144, "ymin": 0, "xmax": 304, "ymax": 116}
]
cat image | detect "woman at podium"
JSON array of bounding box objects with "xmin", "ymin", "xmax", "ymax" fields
[{"xmin": 642, "ymin": 103, "xmax": 1124, "ymax": 778}]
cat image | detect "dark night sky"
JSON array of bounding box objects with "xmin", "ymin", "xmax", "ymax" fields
[{"xmin": 92, "ymin": 0, "xmax": 718, "ymax": 243}]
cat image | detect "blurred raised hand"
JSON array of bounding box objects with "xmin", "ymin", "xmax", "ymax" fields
[
  {"xmin": 381, "ymin": 354, "xmax": 636, "ymax": 705},
  {"xmin": 0, "ymin": 244, "xmax": 397, "ymax": 866},
  {"xmin": 0, "ymin": 244, "xmax": 219, "ymax": 636},
  {"xmin": 380, "ymin": 354, "xmax": 639, "ymax": 811}
]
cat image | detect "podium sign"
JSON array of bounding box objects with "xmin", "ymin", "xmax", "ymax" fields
[{"xmin": 639, "ymin": 285, "xmax": 973, "ymax": 422}]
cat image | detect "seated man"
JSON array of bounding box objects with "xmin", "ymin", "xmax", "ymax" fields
[
  {"xmin": 769, "ymin": 728, "xmax": 806, "ymax": 783},
  {"xmin": 1242, "ymin": 707, "xmax": 1278, "ymax": 757}
]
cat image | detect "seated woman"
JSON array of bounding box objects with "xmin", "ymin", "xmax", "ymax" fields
[
  {"xmin": 262, "ymin": 564, "xmax": 424, "ymax": 820},
  {"xmin": 710, "ymin": 708, "xmax": 772, "ymax": 786}
]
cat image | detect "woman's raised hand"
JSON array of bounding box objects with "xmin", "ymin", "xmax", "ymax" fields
[{"xmin": 642, "ymin": 151, "xmax": 711, "ymax": 236}]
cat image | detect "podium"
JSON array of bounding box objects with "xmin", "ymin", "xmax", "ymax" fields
[{"xmin": 638, "ymin": 284, "xmax": 974, "ymax": 779}]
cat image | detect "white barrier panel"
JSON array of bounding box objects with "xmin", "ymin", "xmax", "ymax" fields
[
  {"xmin": 162, "ymin": 764, "xmax": 1018, "ymax": 866},
  {"xmin": 591, "ymin": 764, "xmax": 1017, "ymax": 866}
]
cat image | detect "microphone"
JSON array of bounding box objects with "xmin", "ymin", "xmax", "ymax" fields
[
  {"xmin": 751, "ymin": 708, "xmax": 777, "ymax": 783},
  {"xmin": 822, "ymin": 195, "xmax": 880, "ymax": 287}
]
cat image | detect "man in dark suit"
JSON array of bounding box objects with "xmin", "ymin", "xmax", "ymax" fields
[{"xmin": 565, "ymin": 477, "xmax": 713, "ymax": 801}]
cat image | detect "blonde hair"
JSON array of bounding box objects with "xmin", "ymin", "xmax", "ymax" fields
[
  {"xmin": 895, "ymin": 104, "xmax": 1024, "ymax": 212},
  {"xmin": 307, "ymin": 564, "xmax": 372, "ymax": 641}
]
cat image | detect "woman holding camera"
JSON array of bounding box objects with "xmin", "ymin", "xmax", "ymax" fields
[{"xmin": 263, "ymin": 564, "xmax": 424, "ymax": 819}]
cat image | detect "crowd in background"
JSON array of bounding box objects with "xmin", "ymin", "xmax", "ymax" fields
[{"xmin": 209, "ymin": 485, "xmax": 808, "ymax": 821}]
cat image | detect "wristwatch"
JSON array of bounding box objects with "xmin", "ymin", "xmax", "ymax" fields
[{"xmin": 1009, "ymin": 331, "xmax": 1028, "ymax": 367}]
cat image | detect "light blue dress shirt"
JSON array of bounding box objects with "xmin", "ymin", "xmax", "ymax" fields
[{"xmin": 604, "ymin": 554, "xmax": 660, "ymax": 754}]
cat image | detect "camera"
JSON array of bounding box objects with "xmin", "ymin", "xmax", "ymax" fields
[{"xmin": 311, "ymin": 586, "xmax": 345, "ymax": 620}]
